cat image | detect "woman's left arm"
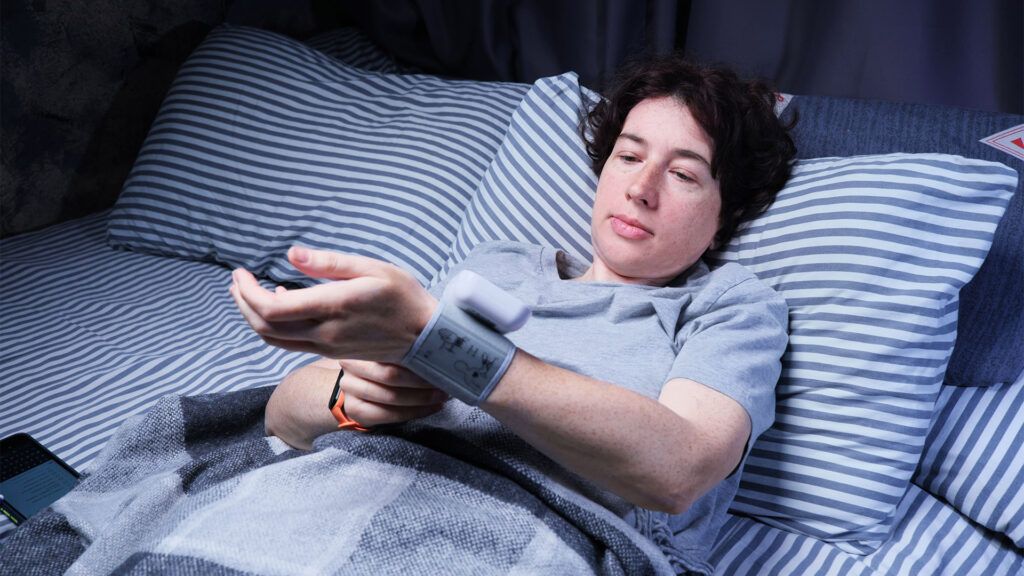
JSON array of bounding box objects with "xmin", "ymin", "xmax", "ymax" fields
[
  {"xmin": 483, "ymin": 353, "xmax": 749, "ymax": 514},
  {"xmin": 231, "ymin": 247, "xmax": 748, "ymax": 514}
]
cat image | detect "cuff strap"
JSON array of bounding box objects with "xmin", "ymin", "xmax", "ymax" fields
[{"xmin": 401, "ymin": 301, "xmax": 517, "ymax": 406}]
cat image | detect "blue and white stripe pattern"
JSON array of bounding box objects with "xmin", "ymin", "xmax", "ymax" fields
[
  {"xmin": 709, "ymin": 484, "xmax": 1024, "ymax": 575},
  {"xmin": 435, "ymin": 72, "xmax": 598, "ymax": 284},
  {"xmin": 914, "ymin": 372, "xmax": 1024, "ymax": 548},
  {"xmin": 0, "ymin": 212, "xmax": 316, "ymax": 537},
  {"xmin": 715, "ymin": 154, "xmax": 1017, "ymax": 552},
  {"xmin": 440, "ymin": 71, "xmax": 1019, "ymax": 554},
  {"xmin": 109, "ymin": 25, "xmax": 527, "ymax": 286}
]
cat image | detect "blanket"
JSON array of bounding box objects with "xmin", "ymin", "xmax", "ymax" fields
[{"xmin": 0, "ymin": 386, "xmax": 683, "ymax": 575}]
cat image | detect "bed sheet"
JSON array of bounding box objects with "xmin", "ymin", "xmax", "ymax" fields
[{"xmin": 0, "ymin": 211, "xmax": 316, "ymax": 537}]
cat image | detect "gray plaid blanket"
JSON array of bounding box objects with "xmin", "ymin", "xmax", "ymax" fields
[{"xmin": 1, "ymin": 386, "xmax": 688, "ymax": 575}]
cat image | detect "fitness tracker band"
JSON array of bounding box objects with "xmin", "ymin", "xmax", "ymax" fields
[{"xmin": 328, "ymin": 368, "xmax": 368, "ymax": 431}]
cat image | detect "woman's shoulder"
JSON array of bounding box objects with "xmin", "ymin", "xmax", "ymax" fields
[
  {"xmin": 469, "ymin": 240, "xmax": 540, "ymax": 256},
  {"xmin": 462, "ymin": 240, "xmax": 550, "ymax": 278},
  {"xmin": 466, "ymin": 240, "xmax": 549, "ymax": 266},
  {"xmin": 685, "ymin": 261, "xmax": 787, "ymax": 314}
]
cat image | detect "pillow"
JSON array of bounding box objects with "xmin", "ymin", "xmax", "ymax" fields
[
  {"xmin": 440, "ymin": 72, "xmax": 1018, "ymax": 553},
  {"xmin": 913, "ymin": 371, "xmax": 1024, "ymax": 548},
  {"xmin": 433, "ymin": 72, "xmax": 600, "ymax": 284},
  {"xmin": 109, "ymin": 24, "xmax": 528, "ymax": 286},
  {"xmin": 715, "ymin": 154, "xmax": 1014, "ymax": 553},
  {"xmin": 779, "ymin": 96, "xmax": 1024, "ymax": 387}
]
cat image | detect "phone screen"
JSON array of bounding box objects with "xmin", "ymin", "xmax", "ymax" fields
[{"xmin": 1, "ymin": 434, "xmax": 80, "ymax": 524}]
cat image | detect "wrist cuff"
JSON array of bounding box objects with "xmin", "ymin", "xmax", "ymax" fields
[{"xmin": 401, "ymin": 301, "xmax": 516, "ymax": 406}]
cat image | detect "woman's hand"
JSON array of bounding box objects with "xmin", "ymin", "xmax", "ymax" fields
[
  {"xmin": 337, "ymin": 360, "xmax": 449, "ymax": 427},
  {"xmin": 230, "ymin": 246, "xmax": 437, "ymax": 363},
  {"xmin": 265, "ymin": 358, "xmax": 448, "ymax": 450}
]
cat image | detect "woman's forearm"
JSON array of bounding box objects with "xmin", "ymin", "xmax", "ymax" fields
[
  {"xmin": 267, "ymin": 351, "xmax": 744, "ymax": 512},
  {"xmin": 482, "ymin": 350, "xmax": 744, "ymax": 514}
]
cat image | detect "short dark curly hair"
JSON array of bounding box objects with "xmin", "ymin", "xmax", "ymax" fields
[{"xmin": 584, "ymin": 54, "xmax": 797, "ymax": 247}]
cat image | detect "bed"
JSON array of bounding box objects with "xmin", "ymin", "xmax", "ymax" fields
[{"xmin": 2, "ymin": 25, "xmax": 1022, "ymax": 575}]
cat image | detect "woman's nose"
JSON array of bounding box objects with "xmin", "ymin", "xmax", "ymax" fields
[{"xmin": 626, "ymin": 166, "xmax": 659, "ymax": 208}]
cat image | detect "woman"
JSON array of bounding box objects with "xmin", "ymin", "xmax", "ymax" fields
[{"xmin": 232, "ymin": 55, "xmax": 795, "ymax": 573}]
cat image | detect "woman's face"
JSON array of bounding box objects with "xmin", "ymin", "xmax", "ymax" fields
[{"xmin": 585, "ymin": 96, "xmax": 722, "ymax": 286}]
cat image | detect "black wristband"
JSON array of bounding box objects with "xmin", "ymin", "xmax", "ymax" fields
[{"xmin": 328, "ymin": 368, "xmax": 344, "ymax": 409}]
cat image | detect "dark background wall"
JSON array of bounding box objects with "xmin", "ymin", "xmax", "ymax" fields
[
  {"xmin": 2, "ymin": 0, "xmax": 1021, "ymax": 238},
  {"xmin": 683, "ymin": 0, "xmax": 1023, "ymax": 117},
  {"xmin": 1, "ymin": 0, "xmax": 234, "ymax": 238}
]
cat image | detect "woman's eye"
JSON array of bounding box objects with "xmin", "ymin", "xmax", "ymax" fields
[
  {"xmin": 619, "ymin": 154, "xmax": 639, "ymax": 163},
  {"xmin": 672, "ymin": 171, "xmax": 694, "ymax": 183}
]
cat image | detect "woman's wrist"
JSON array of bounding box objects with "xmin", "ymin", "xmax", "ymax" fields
[
  {"xmin": 402, "ymin": 290, "xmax": 440, "ymax": 357},
  {"xmin": 265, "ymin": 365, "xmax": 340, "ymax": 450}
]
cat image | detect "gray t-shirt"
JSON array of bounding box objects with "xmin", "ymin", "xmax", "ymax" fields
[{"xmin": 431, "ymin": 240, "xmax": 788, "ymax": 572}]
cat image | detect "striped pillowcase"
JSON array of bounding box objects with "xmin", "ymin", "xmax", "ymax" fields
[
  {"xmin": 710, "ymin": 483, "xmax": 1024, "ymax": 575},
  {"xmin": 435, "ymin": 72, "xmax": 600, "ymax": 283},
  {"xmin": 108, "ymin": 25, "xmax": 528, "ymax": 286},
  {"xmin": 716, "ymin": 155, "xmax": 1016, "ymax": 552},
  {"xmin": 913, "ymin": 374, "xmax": 1024, "ymax": 547},
  {"xmin": 441, "ymin": 72, "xmax": 1019, "ymax": 552}
]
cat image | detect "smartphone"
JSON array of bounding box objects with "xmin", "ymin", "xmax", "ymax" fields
[{"xmin": 1, "ymin": 433, "xmax": 80, "ymax": 525}]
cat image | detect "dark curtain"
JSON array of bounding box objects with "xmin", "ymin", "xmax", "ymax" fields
[
  {"xmin": 331, "ymin": 0, "xmax": 1021, "ymax": 112},
  {"xmin": 334, "ymin": 0, "xmax": 682, "ymax": 90},
  {"xmin": 684, "ymin": 0, "xmax": 1023, "ymax": 114},
  {"xmin": 5, "ymin": 0, "xmax": 1020, "ymax": 238}
]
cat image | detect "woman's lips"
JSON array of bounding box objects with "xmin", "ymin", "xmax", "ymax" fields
[{"xmin": 610, "ymin": 215, "xmax": 653, "ymax": 240}]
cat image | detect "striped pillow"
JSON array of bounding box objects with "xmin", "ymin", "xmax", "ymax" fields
[
  {"xmin": 440, "ymin": 72, "xmax": 1019, "ymax": 552},
  {"xmin": 913, "ymin": 374, "xmax": 1024, "ymax": 547},
  {"xmin": 434, "ymin": 72, "xmax": 600, "ymax": 283},
  {"xmin": 716, "ymin": 155, "xmax": 1015, "ymax": 552},
  {"xmin": 108, "ymin": 25, "xmax": 528, "ymax": 286}
]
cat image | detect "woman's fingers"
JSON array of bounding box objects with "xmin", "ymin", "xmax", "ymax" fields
[
  {"xmin": 260, "ymin": 334, "xmax": 326, "ymax": 357},
  {"xmin": 343, "ymin": 393, "xmax": 446, "ymax": 426},
  {"xmin": 229, "ymin": 251, "xmax": 438, "ymax": 364},
  {"xmin": 233, "ymin": 267, "xmax": 360, "ymax": 323},
  {"xmin": 340, "ymin": 368, "xmax": 448, "ymax": 407},
  {"xmin": 340, "ymin": 360, "xmax": 437, "ymax": 389},
  {"xmin": 337, "ymin": 361, "xmax": 448, "ymax": 427},
  {"xmin": 230, "ymin": 282, "xmax": 319, "ymax": 342},
  {"xmin": 288, "ymin": 246, "xmax": 393, "ymax": 281}
]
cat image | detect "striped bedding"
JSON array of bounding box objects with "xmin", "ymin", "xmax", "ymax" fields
[
  {"xmin": 710, "ymin": 482, "xmax": 1024, "ymax": 575},
  {"xmin": 108, "ymin": 25, "xmax": 528, "ymax": 288},
  {"xmin": 0, "ymin": 211, "xmax": 315, "ymax": 539}
]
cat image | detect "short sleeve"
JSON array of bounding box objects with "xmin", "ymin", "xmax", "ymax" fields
[{"xmin": 666, "ymin": 272, "xmax": 788, "ymax": 446}]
